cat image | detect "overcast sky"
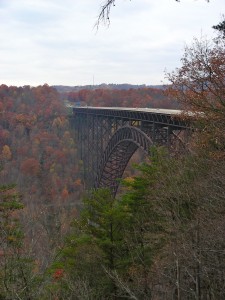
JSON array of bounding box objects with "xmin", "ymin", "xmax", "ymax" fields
[{"xmin": 0, "ymin": 0, "xmax": 223, "ymax": 86}]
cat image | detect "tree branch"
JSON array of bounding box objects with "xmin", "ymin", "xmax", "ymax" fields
[
  {"xmin": 96, "ymin": 0, "xmax": 210, "ymax": 29},
  {"xmin": 96, "ymin": 0, "xmax": 116, "ymax": 29}
]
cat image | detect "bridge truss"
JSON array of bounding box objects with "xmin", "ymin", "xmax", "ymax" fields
[{"xmin": 71, "ymin": 107, "xmax": 189, "ymax": 196}]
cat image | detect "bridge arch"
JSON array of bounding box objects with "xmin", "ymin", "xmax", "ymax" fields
[{"xmin": 94, "ymin": 126, "xmax": 153, "ymax": 196}]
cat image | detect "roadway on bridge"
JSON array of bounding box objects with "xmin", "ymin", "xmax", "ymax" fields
[{"xmin": 68, "ymin": 105, "xmax": 182, "ymax": 116}]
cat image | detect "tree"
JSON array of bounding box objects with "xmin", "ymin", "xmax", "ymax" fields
[
  {"xmin": 166, "ymin": 35, "xmax": 225, "ymax": 153},
  {"xmin": 213, "ymin": 17, "xmax": 225, "ymax": 37},
  {"xmin": 163, "ymin": 33, "xmax": 225, "ymax": 298},
  {"xmin": 119, "ymin": 147, "xmax": 225, "ymax": 299},
  {"xmin": 0, "ymin": 183, "xmax": 37, "ymax": 299},
  {"xmin": 47, "ymin": 188, "xmax": 127, "ymax": 299},
  {"xmin": 1, "ymin": 145, "xmax": 12, "ymax": 161},
  {"xmin": 20, "ymin": 158, "xmax": 40, "ymax": 177}
]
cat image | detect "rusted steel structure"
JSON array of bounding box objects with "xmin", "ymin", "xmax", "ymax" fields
[{"xmin": 71, "ymin": 106, "xmax": 189, "ymax": 196}]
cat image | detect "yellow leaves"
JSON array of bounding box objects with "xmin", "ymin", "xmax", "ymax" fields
[
  {"xmin": 50, "ymin": 163, "xmax": 55, "ymax": 173},
  {"xmin": 52, "ymin": 117, "xmax": 62, "ymax": 128},
  {"xmin": 52, "ymin": 116, "xmax": 68, "ymax": 129},
  {"xmin": 33, "ymin": 138, "xmax": 40, "ymax": 146},
  {"xmin": 7, "ymin": 235, "xmax": 17, "ymax": 243},
  {"xmin": 1, "ymin": 145, "xmax": 12, "ymax": 160},
  {"xmin": 63, "ymin": 131, "xmax": 71, "ymax": 140},
  {"xmin": 123, "ymin": 176, "xmax": 135, "ymax": 184},
  {"xmin": 15, "ymin": 113, "xmax": 37, "ymax": 128},
  {"xmin": 63, "ymin": 131, "xmax": 75, "ymax": 147}
]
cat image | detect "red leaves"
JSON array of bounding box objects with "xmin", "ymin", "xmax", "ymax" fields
[
  {"xmin": 53, "ymin": 268, "xmax": 64, "ymax": 280},
  {"xmin": 20, "ymin": 158, "xmax": 40, "ymax": 176},
  {"xmin": 0, "ymin": 130, "xmax": 10, "ymax": 146}
]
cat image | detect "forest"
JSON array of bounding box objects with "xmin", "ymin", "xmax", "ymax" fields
[
  {"xmin": 64, "ymin": 86, "xmax": 179, "ymax": 109},
  {"xmin": 0, "ymin": 32, "xmax": 225, "ymax": 300}
]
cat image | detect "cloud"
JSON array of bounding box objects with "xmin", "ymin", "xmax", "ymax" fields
[{"xmin": 0, "ymin": 0, "xmax": 224, "ymax": 86}]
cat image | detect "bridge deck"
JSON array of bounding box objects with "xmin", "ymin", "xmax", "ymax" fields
[
  {"xmin": 71, "ymin": 106, "xmax": 187, "ymax": 129},
  {"xmin": 69, "ymin": 105, "xmax": 181, "ymax": 115}
]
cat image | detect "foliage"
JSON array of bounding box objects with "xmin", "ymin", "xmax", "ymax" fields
[
  {"xmin": 66, "ymin": 87, "xmax": 179, "ymax": 109},
  {"xmin": 0, "ymin": 183, "xmax": 38, "ymax": 299},
  {"xmin": 166, "ymin": 35, "xmax": 225, "ymax": 154},
  {"xmin": 213, "ymin": 18, "xmax": 225, "ymax": 37},
  {"xmin": 0, "ymin": 84, "xmax": 83, "ymax": 271},
  {"xmin": 45, "ymin": 142, "xmax": 225, "ymax": 299},
  {"xmin": 47, "ymin": 188, "xmax": 130, "ymax": 299},
  {"xmin": 162, "ymin": 32, "xmax": 225, "ymax": 298}
]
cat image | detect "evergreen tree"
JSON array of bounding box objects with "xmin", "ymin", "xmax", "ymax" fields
[
  {"xmin": 213, "ymin": 18, "xmax": 225, "ymax": 37},
  {"xmin": 0, "ymin": 183, "xmax": 37, "ymax": 300}
]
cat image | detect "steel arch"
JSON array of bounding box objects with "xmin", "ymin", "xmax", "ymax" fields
[{"xmin": 94, "ymin": 126, "xmax": 153, "ymax": 196}]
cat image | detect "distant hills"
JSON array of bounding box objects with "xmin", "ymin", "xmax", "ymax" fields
[{"xmin": 53, "ymin": 84, "xmax": 165, "ymax": 93}]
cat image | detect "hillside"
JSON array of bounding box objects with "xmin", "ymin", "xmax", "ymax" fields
[
  {"xmin": 53, "ymin": 83, "xmax": 165, "ymax": 93},
  {"xmin": 0, "ymin": 84, "xmax": 83, "ymax": 269},
  {"xmin": 60, "ymin": 86, "xmax": 179, "ymax": 109}
]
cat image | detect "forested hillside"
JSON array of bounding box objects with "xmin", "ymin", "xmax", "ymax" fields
[
  {"xmin": 65, "ymin": 87, "xmax": 179, "ymax": 109},
  {"xmin": 54, "ymin": 83, "xmax": 164, "ymax": 93},
  {"xmin": 0, "ymin": 82, "xmax": 176, "ymax": 263},
  {"xmin": 0, "ymin": 83, "xmax": 175, "ymax": 298},
  {"xmin": 0, "ymin": 84, "xmax": 83, "ymax": 279}
]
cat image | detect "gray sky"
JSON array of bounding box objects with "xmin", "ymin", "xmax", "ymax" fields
[{"xmin": 0, "ymin": 0, "xmax": 223, "ymax": 86}]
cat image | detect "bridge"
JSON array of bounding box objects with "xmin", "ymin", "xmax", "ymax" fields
[{"xmin": 70, "ymin": 106, "xmax": 189, "ymax": 196}]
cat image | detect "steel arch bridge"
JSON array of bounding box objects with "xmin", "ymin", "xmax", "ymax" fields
[{"xmin": 70, "ymin": 106, "xmax": 189, "ymax": 196}]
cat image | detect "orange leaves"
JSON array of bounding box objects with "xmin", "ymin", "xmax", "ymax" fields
[
  {"xmin": 74, "ymin": 178, "xmax": 82, "ymax": 187},
  {"xmin": 15, "ymin": 114, "xmax": 37, "ymax": 129},
  {"xmin": 61, "ymin": 188, "xmax": 69, "ymax": 199},
  {"xmin": 0, "ymin": 84, "xmax": 83, "ymax": 232},
  {"xmin": 20, "ymin": 158, "xmax": 40, "ymax": 176}
]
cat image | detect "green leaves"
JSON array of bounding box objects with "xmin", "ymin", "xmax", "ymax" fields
[{"xmin": 46, "ymin": 145, "xmax": 225, "ymax": 299}]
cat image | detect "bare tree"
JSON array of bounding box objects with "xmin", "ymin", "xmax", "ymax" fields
[
  {"xmin": 96, "ymin": 0, "xmax": 210, "ymax": 28},
  {"xmin": 96, "ymin": 0, "xmax": 116, "ymax": 27}
]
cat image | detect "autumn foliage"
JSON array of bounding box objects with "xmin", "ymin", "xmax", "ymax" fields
[
  {"xmin": 66, "ymin": 86, "xmax": 179, "ymax": 109},
  {"xmin": 0, "ymin": 84, "xmax": 82, "ymax": 270},
  {"xmin": 167, "ymin": 36, "xmax": 225, "ymax": 153}
]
